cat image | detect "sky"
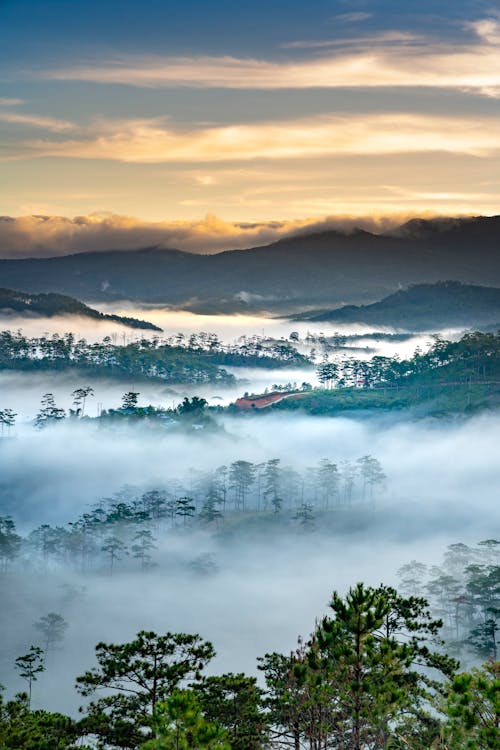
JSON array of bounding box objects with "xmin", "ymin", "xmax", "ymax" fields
[{"xmin": 1, "ymin": 0, "xmax": 500, "ymax": 252}]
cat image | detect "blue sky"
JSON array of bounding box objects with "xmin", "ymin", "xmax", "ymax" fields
[{"xmin": 0, "ymin": 0, "xmax": 499, "ymax": 253}]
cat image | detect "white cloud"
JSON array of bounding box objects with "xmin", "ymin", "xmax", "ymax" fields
[
  {"xmin": 332, "ymin": 12, "xmax": 373, "ymax": 23},
  {"xmin": 39, "ymin": 19, "xmax": 500, "ymax": 96},
  {"xmin": 468, "ymin": 17, "xmax": 500, "ymax": 44}
]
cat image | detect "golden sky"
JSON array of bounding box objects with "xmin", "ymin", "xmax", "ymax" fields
[{"xmin": 0, "ymin": 1, "xmax": 499, "ymax": 252}]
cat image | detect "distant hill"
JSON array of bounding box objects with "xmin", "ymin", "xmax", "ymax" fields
[
  {"xmin": 295, "ymin": 282, "xmax": 500, "ymax": 330},
  {"xmin": 0, "ymin": 288, "xmax": 162, "ymax": 331},
  {"xmin": 0, "ymin": 215, "xmax": 499, "ymax": 312}
]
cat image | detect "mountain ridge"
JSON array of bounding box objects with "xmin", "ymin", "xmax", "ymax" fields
[{"xmin": 0, "ymin": 215, "xmax": 499, "ymax": 312}]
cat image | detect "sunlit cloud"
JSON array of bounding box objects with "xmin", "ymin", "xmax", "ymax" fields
[
  {"xmin": 195, "ymin": 175, "xmax": 216, "ymax": 185},
  {"xmin": 0, "ymin": 111, "xmax": 75, "ymax": 132},
  {"xmin": 0, "ymin": 211, "xmax": 442, "ymax": 258},
  {"xmin": 468, "ymin": 17, "xmax": 500, "ymax": 44},
  {"xmin": 39, "ymin": 19, "xmax": 500, "ymax": 96},
  {"xmin": 20, "ymin": 112, "xmax": 500, "ymax": 163}
]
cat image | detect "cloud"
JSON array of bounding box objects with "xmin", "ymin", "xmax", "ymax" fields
[
  {"xmin": 0, "ymin": 211, "xmax": 436, "ymax": 258},
  {"xmin": 468, "ymin": 17, "xmax": 500, "ymax": 44},
  {"xmin": 0, "ymin": 111, "xmax": 75, "ymax": 132},
  {"xmin": 0, "ymin": 98, "xmax": 25, "ymax": 106},
  {"xmin": 282, "ymin": 32, "xmax": 420, "ymax": 49},
  {"xmin": 332, "ymin": 12, "xmax": 373, "ymax": 23},
  {"xmin": 39, "ymin": 19, "xmax": 500, "ymax": 96},
  {"xmin": 19, "ymin": 112, "xmax": 500, "ymax": 163}
]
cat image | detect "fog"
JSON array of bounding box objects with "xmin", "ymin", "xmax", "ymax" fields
[
  {"xmin": 1, "ymin": 407, "xmax": 499, "ymax": 714},
  {"xmin": 0, "ymin": 312, "xmax": 496, "ymax": 719}
]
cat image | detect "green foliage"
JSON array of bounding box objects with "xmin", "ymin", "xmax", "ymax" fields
[
  {"xmin": 0, "ymin": 328, "xmax": 308, "ymax": 387},
  {"xmin": 194, "ymin": 674, "xmax": 267, "ymax": 750},
  {"xmin": 272, "ymin": 331, "xmax": 500, "ymax": 416},
  {"xmin": 177, "ymin": 397, "xmax": 208, "ymax": 419},
  {"xmin": 76, "ymin": 631, "xmax": 215, "ymax": 749},
  {"xmin": 0, "ymin": 692, "xmax": 78, "ymax": 749},
  {"xmin": 259, "ymin": 583, "xmax": 456, "ymax": 749},
  {"xmin": 445, "ymin": 661, "xmax": 500, "ymax": 749},
  {"xmin": 15, "ymin": 646, "xmax": 45, "ymax": 707},
  {"xmin": 142, "ymin": 690, "xmax": 230, "ymax": 750}
]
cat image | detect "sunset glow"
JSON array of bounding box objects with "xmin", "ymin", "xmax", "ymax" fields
[{"xmin": 1, "ymin": 0, "xmax": 499, "ymax": 235}]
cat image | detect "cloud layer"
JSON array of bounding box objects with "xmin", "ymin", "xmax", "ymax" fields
[
  {"xmin": 0, "ymin": 212, "xmax": 426, "ymax": 258},
  {"xmin": 8, "ymin": 112, "xmax": 499, "ymax": 164},
  {"xmin": 40, "ymin": 19, "xmax": 500, "ymax": 97}
]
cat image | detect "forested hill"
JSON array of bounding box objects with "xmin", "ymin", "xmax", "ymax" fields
[
  {"xmin": 0, "ymin": 215, "xmax": 499, "ymax": 311},
  {"xmin": 0, "ymin": 287, "xmax": 161, "ymax": 331},
  {"xmin": 295, "ymin": 281, "xmax": 500, "ymax": 330}
]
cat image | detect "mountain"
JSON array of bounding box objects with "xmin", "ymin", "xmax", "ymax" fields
[
  {"xmin": 294, "ymin": 282, "xmax": 500, "ymax": 330},
  {"xmin": 0, "ymin": 215, "xmax": 499, "ymax": 312},
  {"xmin": 0, "ymin": 288, "xmax": 162, "ymax": 331}
]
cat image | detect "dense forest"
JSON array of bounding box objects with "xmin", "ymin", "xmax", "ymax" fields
[
  {"xmin": 0, "ymin": 288, "xmax": 161, "ymax": 331},
  {"xmin": 270, "ymin": 332, "xmax": 500, "ymax": 415},
  {"xmin": 0, "ymin": 330, "xmax": 309, "ymax": 386}
]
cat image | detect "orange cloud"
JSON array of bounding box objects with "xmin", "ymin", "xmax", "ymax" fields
[
  {"xmin": 0, "ymin": 211, "xmax": 441, "ymax": 258},
  {"xmin": 21, "ymin": 112, "xmax": 500, "ymax": 163}
]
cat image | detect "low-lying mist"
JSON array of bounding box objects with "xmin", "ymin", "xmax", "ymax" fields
[{"xmin": 1, "ymin": 408, "xmax": 499, "ymax": 714}]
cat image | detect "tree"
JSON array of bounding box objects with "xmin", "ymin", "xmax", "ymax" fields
[
  {"xmin": 101, "ymin": 535, "xmax": 128, "ymax": 575},
  {"xmin": 316, "ymin": 459, "xmax": 339, "ymax": 509},
  {"xmin": 34, "ymin": 613, "xmax": 68, "ymax": 657},
  {"xmin": 0, "ymin": 516, "xmax": 22, "ymax": 572},
  {"xmin": 77, "ymin": 631, "xmax": 215, "ymax": 749},
  {"xmin": 229, "ymin": 461, "xmax": 255, "ymax": 512},
  {"xmin": 316, "ymin": 361, "xmax": 338, "ymax": 389},
  {"xmin": 71, "ymin": 386, "xmax": 94, "ymax": 417},
  {"xmin": 261, "ymin": 584, "xmax": 456, "ymax": 750},
  {"xmin": 177, "ymin": 397, "xmax": 208, "ymax": 419},
  {"xmin": 199, "ymin": 491, "xmax": 223, "ymax": 527},
  {"xmin": 0, "ymin": 692, "xmax": 78, "ymax": 749},
  {"xmin": 356, "ymin": 455, "xmax": 386, "ymax": 504},
  {"xmin": 34, "ymin": 393, "xmax": 65, "ymax": 429},
  {"xmin": 14, "ymin": 646, "xmax": 45, "ymax": 708},
  {"xmin": 0, "ymin": 407, "xmax": 16, "ymax": 436},
  {"xmin": 175, "ymin": 498, "xmax": 196, "ymax": 526},
  {"xmin": 195, "ymin": 673, "xmax": 267, "ymax": 750},
  {"xmin": 445, "ymin": 660, "xmax": 500, "ymax": 749},
  {"xmin": 122, "ymin": 391, "xmax": 140, "ymax": 410},
  {"xmin": 143, "ymin": 689, "xmax": 230, "ymax": 750},
  {"xmin": 293, "ymin": 503, "xmax": 315, "ymax": 530},
  {"xmin": 263, "ymin": 459, "xmax": 283, "ymax": 513},
  {"xmin": 131, "ymin": 529, "xmax": 157, "ymax": 571}
]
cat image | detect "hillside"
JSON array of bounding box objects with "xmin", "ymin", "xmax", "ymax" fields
[
  {"xmin": 295, "ymin": 281, "xmax": 500, "ymax": 330},
  {"xmin": 0, "ymin": 287, "xmax": 161, "ymax": 330},
  {"xmin": 0, "ymin": 215, "xmax": 499, "ymax": 311},
  {"xmin": 271, "ymin": 331, "xmax": 500, "ymax": 416}
]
